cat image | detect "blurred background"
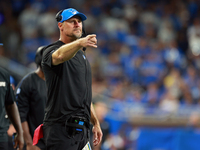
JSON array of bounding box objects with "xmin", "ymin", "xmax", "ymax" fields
[{"xmin": 1, "ymin": 0, "xmax": 200, "ymax": 149}]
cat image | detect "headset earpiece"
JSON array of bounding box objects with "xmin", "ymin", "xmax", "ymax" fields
[{"xmin": 55, "ymin": 10, "xmax": 64, "ymax": 22}]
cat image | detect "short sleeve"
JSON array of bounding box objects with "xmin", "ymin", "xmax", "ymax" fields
[
  {"xmin": 0, "ymin": 68, "xmax": 15, "ymax": 105},
  {"xmin": 15, "ymin": 77, "xmax": 31, "ymax": 122},
  {"xmin": 42, "ymin": 46, "xmax": 57, "ymax": 68}
]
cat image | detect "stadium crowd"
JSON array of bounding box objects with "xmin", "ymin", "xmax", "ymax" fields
[
  {"xmin": 1, "ymin": 0, "xmax": 200, "ymax": 149},
  {"xmin": 1, "ymin": 0, "xmax": 200, "ymax": 107}
]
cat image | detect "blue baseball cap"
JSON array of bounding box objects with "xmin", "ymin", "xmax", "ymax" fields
[
  {"xmin": 0, "ymin": 43, "xmax": 3, "ymax": 46},
  {"xmin": 57, "ymin": 8, "xmax": 87, "ymax": 23}
]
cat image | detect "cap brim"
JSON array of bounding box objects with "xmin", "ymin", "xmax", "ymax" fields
[
  {"xmin": 0, "ymin": 43, "xmax": 3, "ymax": 46},
  {"xmin": 75, "ymin": 13, "xmax": 87, "ymax": 21}
]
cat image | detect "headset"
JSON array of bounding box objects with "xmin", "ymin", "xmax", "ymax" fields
[{"xmin": 55, "ymin": 9, "xmax": 64, "ymax": 22}]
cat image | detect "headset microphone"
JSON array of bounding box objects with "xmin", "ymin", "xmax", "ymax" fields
[{"xmin": 82, "ymin": 24, "xmax": 87, "ymax": 51}]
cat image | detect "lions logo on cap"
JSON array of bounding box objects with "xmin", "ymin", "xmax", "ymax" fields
[{"xmin": 70, "ymin": 9, "xmax": 77, "ymax": 15}]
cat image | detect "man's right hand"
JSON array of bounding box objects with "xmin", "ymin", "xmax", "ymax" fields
[
  {"xmin": 80, "ymin": 34, "xmax": 97, "ymax": 48},
  {"xmin": 13, "ymin": 133, "xmax": 24, "ymax": 150}
]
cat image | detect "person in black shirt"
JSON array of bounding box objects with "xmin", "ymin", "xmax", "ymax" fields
[
  {"xmin": 0, "ymin": 65, "xmax": 24, "ymax": 150},
  {"xmin": 15, "ymin": 46, "xmax": 47, "ymax": 150},
  {"xmin": 42, "ymin": 8, "xmax": 102, "ymax": 150}
]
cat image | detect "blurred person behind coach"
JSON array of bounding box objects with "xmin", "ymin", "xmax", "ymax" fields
[
  {"xmin": 15, "ymin": 46, "xmax": 47, "ymax": 150},
  {"xmin": 41, "ymin": 8, "xmax": 102, "ymax": 150},
  {"xmin": 0, "ymin": 43, "xmax": 24, "ymax": 150}
]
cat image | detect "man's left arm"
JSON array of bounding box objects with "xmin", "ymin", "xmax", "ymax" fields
[
  {"xmin": 90, "ymin": 103, "xmax": 103, "ymax": 146},
  {"xmin": 6, "ymin": 102, "xmax": 24, "ymax": 150}
]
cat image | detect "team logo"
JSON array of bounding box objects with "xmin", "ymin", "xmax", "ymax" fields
[
  {"xmin": 16, "ymin": 88, "xmax": 21, "ymax": 94},
  {"xmin": 70, "ymin": 9, "xmax": 77, "ymax": 15},
  {"xmin": 0, "ymin": 82, "xmax": 5, "ymax": 87}
]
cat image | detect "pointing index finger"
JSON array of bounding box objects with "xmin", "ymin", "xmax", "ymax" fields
[{"xmin": 87, "ymin": 34, "xmax": 96, "ymax": 38}]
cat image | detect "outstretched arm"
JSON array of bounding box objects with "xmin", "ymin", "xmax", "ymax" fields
[
  {"xmin": 52, "ymin": 34, "xmax": 97, "ymax": 65},
  {"xmin": 90, "ymin": 103, "xmax": 103, "ymax": 146},
  {"xmin": 6, "ymin": 102, "xmax": 24, "ymax": 150}
]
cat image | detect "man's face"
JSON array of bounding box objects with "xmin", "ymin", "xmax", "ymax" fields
[{"xmin": 62, "ymin": 16, "xmax": 83, "ymax": 40}]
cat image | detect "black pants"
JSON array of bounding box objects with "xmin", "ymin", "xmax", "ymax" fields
[
  {"xmin": 0, "ymin": 142, "xmax": 8, "ymax": 150},
  {"xmin": 37, "ymin": 138, "xmax": 46, "ymax": 150},
  {"xmin": 43, "ymin": 123, "xmax": 89, "ymax": 150}
]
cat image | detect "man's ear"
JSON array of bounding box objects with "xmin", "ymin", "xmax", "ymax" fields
[{"xmin": 58, "ymin": 22, "xmax": 63, "ymax": 31}]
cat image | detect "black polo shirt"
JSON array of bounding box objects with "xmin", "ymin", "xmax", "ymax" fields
[
  {"xmin": 0, "ymin": 67, "xmax": 15, "ymax": 142},
  {"xmin": 15, "ymin": 72, "xmax": 47, "ymax": 137},
  {"xmin": 42, "ymin": 40, "xmax": 92, "ymax": 125}
]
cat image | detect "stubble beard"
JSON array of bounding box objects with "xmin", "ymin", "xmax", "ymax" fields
[{"xmin": 66, "ymin": 31, "xmax": 82, "ymax": 41}]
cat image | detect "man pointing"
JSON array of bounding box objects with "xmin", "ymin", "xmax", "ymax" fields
[{"xmin": 41, "ymin": 8, "xmax": 102, "ymax": 150}]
